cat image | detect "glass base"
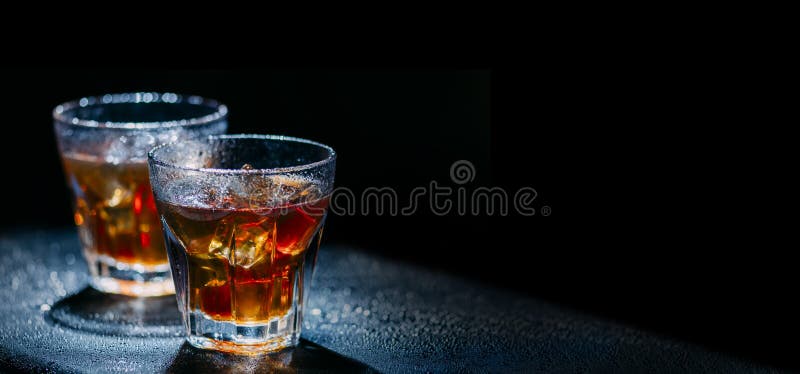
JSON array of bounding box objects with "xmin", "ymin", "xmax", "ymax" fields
[
  {"xmin": 88, "ymin": 256, "xmax": 175, "ymax": 297},
  {"xmin": 90, "ymin": 276, "xmax": 175, "ymax": 297},
  {"xmin": 185, "ymin": 311, "xmax": 300, "ymax": 354}
]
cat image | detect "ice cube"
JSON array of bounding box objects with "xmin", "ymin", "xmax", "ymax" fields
[
  {"xmin": 131, "ymin": 132, "xmax": 156, "ymax": 154},
  {"xmin": 219, "ymin": 175, "xmax": 316, "ymax": 209},
  {"xmin": 99, "ymin": 131, "xmax": 155, "ymax": 164},
  {"xmin": 237, "ymin": 175, "xmax": 275, "ymax": 208},
  {"xmin": 105, "ymin": 187, "xmax": 132, "ymax": 208},
  {"xmin": 166, "ymin": 177, "xmax": 233, "ymax": 214},
  {"xmin": 217, "ymin": 174, "xmax": 253, "ymax": 208},
  {"xmin": 104, "ymin": 136, "xmax": 131, "ymax": 164},
  {"xmin": 233, "ymin": 218, "xmax": 275, "ymax": 268},
  {"xmin": 297, "ymin": 184, "xmax": 323, "ymax": 207},
  {"xmin": 276, "ymin": 207, "xmax": 319, "ymax": 255},
  {"xmin": 267, "ymin": 175, "xmax": 306, "ymax": 206},
  {"xmin": 209, "ymin": 218, "xmax": 235, "ymax": 260}
]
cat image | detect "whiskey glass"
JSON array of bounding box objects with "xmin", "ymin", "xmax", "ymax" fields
[
  {"xmin": 54, "ymin": 93, "xmax": 228, "ymax": 296},
  {"xmin": 148, "ymin": 134, "xmax": 335, "ymax": 354}
]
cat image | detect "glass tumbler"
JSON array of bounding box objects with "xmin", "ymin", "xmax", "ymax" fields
[
  {"xmin": 148, "ymin": 134, "xmax": 336, "ymax": 354},
  {"xmin": 54, "ymin": 93, "xmax": 228, "ymax": 297}
]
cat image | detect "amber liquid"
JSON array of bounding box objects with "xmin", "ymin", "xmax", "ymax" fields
[
  {"xmin": 159, "ymin": 194, "xmax": 328, "ymax": 323},
  {"xmin": 63, "ymin": 154, "xmax": 166, "ymax": 267}
]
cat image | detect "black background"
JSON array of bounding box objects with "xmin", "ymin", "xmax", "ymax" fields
[{"xmin": 0, "ymin": 69, "xmax": 794, "ymax": 369}]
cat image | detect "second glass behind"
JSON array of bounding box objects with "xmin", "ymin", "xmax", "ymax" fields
[{"xmin": 54, "ymin": 93, "xmax": 228, "ymax": 296}]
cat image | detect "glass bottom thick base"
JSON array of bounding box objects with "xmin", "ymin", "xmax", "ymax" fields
[
  {"xmin": 185, "ymin": 311, "xmax": 300, "ymax": 355},
  {"xmin": 88, "ymin": 256, "xmax": 175, "ymax": 297},
  {"xmin": 187, "ymin": 335, "xmax": 297, "ymax": 355}
]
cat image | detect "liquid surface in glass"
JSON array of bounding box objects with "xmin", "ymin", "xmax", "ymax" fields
[{"xmin": 158, "ymin": 175, "xmax": 328, "ymax": 324}]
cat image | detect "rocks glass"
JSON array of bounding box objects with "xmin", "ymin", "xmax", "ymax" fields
[
  {"xmin": 148, "ymin": 135, "xmax": 335, "ymax": 354},
  {"xmin": 54, "ymin": 93, "xmax": 228, "ymax": 296}
]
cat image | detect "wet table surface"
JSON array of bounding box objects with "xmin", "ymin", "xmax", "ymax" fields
[{"xmin": 0, "ymin": 229, "xmax": 785, "ymax": 373}]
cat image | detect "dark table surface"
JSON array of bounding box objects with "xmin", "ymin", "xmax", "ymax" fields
[{"xmin": 0, "ymin": 229, "xmax": 785, "ymax": 373}]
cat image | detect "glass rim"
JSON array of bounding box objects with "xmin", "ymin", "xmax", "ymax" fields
[
  {"xmin": 148, "ymin": 134, "xmax": 337, "ymax": 175},
  {"xmin": 53, "ymin": 92, "xmax": 228, "ymax": 130}
]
